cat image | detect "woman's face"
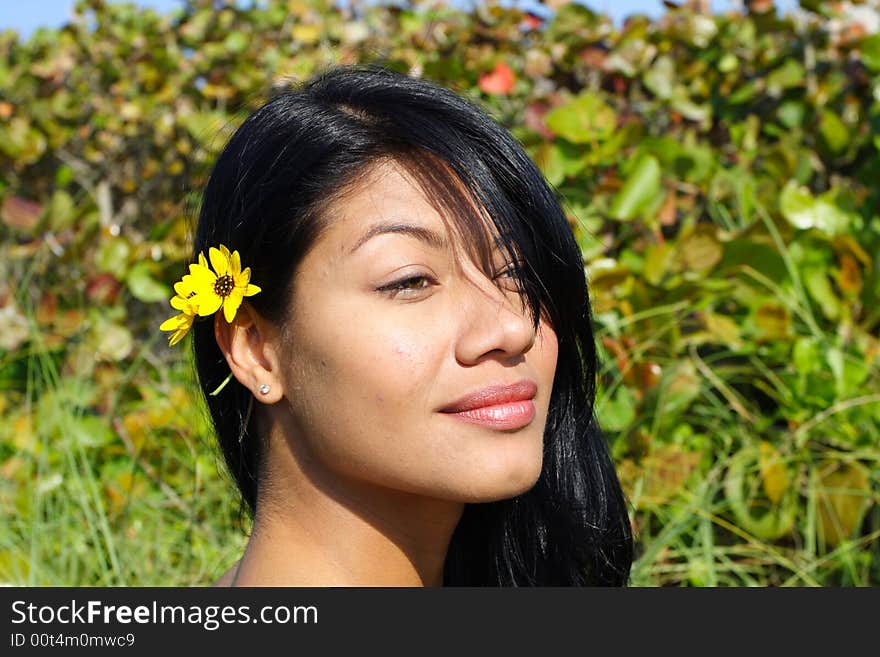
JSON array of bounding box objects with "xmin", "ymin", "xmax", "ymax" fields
[{"xmin": 274, "ymin": 159, "xmax": 558, "ymax": 502}]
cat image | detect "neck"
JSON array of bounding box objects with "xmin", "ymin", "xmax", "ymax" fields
[{"xmin": 231, "ymin": 422, "xmax": 464, "ymax": 587}]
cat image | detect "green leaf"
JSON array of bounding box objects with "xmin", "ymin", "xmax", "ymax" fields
[
  {"xmin": 660, "ymin": 360, "xmax": 701, "ymax": 417},
  {"xmin": 685, "ymin": 14, "xmax": 717, "ymax": 48},
  {"xmin": 679, "ymin": 226, "xmax": 722, "ymax": 272},
  {"xmin": 532, "ymin": 142, "xmax": 565, "ymax": 187},
  {"xmin": 804, "ymin": 266, "xmax": 841, "ymax": 320},
  {"xmin": 766, "ymin": 58, "xmax": 805, "ymax": 94},
  {"xmin": 598, "ymin": 385, "xmax": 636, "ymax": 433},
  {"xmin": 798, "ymin": 0, "xmax": 831, "ymax": 15},
  {"xmin": 779, "ymin": 181, "xmax": 852, "ymax": 236},
  {"xmin": 556, "ymin": 140, "xmax": 591, "ymax": 176},
  {"xmin": 816, "ymin": 462, "xmax": 872, "ymax": 547},
  {"xmin": 126, "ymin": 262, "xmax": 171, "ymax": 303},
  {"xmin": 792, "ymin": 337, "xmax": 821, "ymax": 375},
  {"xmin": 752, "ymin": 302, "xmax": 791, "ymax": 341},
  {"xmin": 544, "ymin": 91, "xmax": 616, "ymax": 144},
  {"xmin": 818, "ymin": 110, "xmax": 849, "ymax": 154},
  {"xmin": 727, "ymin": 79, "xmax": 760, "ymax": 105},
  {"xmin": 643, "ymin": 241, "xmax": 675, "ymax": 286},
  {"xmin": 223, "ymin": 31, "xmax": 249, "ymax": 54},
  {"xmin": 858, "ymin": 33, "xmax": 880, "ymax": 72},
  {"xmin": 704, "ymin": 312, "xmax": 743, "ymax": 349},
  {"xmin": 670, "ymin": 90, "xmax": 710, "ymax": 123},
  {"xmin": 724, "ymin": 445, "xmax": 797, "ymax": 540},
  {"xmin": 822, "ymin": 346, "xmax": 869, "ymax": 399},
  {"xmin": 643, "ymin": 55, "xmax": 674, "ymax": 100},
  {"xmin": 69, "ymin": 416, "xmax": 116, "ymax": 448},
  {"xmin": 48, "ymin": 189, "xmax": 75, "ymax": 230},
  {"xmin": 96, "ymin": 238, "xmax": 131, "ymax": 278},
  {"xmin": 180, "ymin": 111, "xmax": 229, "ymax": 150},
  {"xmin": 777, "ymin": 101, "xmax": 805, "ymax": 128},
  {"xmin": 609, "ymin": 154, "xmax": 661, "ymax": 221},
  {"xmin": 94, "ymin": 322, "xmax": 134, "ymax": 362},
  {"xmin": 717, "ymin": 52, "xmax": 738, "ymax": 73},
  {"xmin": 758, "ymin": 441, "xmax": 789, "ymax": 504}
]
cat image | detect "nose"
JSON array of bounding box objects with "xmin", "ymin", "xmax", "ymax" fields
[{"xmin": 454, "ymin": 270, "xmax": 537, "ymax": 365}]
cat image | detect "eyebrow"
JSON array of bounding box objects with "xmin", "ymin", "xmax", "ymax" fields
[{"xmin": 348, "ymin": 221, "xmax": 449, "ymax": 255}]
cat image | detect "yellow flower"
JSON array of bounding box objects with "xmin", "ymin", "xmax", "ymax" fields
[
  {"xmin": 187, "ymin": 245, "xmax": 261, "ymax": 323},
  {"xmin": 171, "ymin": 261, "xmax": 203, "ymax": 314},
  {"xmin": 159, "ymin": 270, "xmax": 200, "ymax": 346},
  {"xmin": 159, "ymin": 310, "xmax": 195, "ymax": 347},
  {"xmin": 158, "ymin": 246, "xmax": 262, "ymax": 347}
]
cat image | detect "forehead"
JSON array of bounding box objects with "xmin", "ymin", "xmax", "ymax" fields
[
  {"xmin": 320, "ymin": 158, "xmax": 501, "ymax": 261},
  {"xmin": 333, "ymin": 161, "xmax": 443, "ymax": 245}
]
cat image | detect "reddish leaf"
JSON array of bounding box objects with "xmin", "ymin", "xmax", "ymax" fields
[
  {"xmin": 478, "ymin": 62, "xmax": 515, "ymax": 95},
  {"xmin": 36, "ymin": 292, "xmax": 57, "ymax": 326},
  {"xmin": 524, "ymin": 102, "xmax": 555, "ymax": 139},
  {"xmin": 658, "ymin": 189, "xmax": 677, "ymax": 226},
  {"xmin": 1, "ymin": 196, "xmax": 43, "ymax": 231},
  {"xmin": 746, "ymin": 0, "xmax": 775, "ymax": 13},
  {"xmin": 579, "ymin": 46, "xmax": 608, "ymax": 70},
  {"xmin": 602, "ymin": 336, "xmax": 631, "ymax": 377},
  {"xmin": 520, "ymin": 14, "xmax": 544, "ymax": 31},
  {"xmin": 639, "ymin": 362, "xmax": 662, "ymax": 390},
  {"xmin": 837, "ymin": 253, "xmax": 862, "ymax": 295},
  {"xmin": 86, "ymin": 273, "xmax": 124, "ymax": 304}
]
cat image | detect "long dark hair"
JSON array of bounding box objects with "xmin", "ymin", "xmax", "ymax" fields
[{"xmin": 192, "ymin": 63, "xmax": 633, "ymax": 585}]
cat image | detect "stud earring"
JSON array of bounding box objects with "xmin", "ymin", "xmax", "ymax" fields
[{"xmin": 258, "ymin": 384, "xmax": 271, "ymax": 395}]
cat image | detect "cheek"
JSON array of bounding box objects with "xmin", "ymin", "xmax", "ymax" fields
[
  {"xmin": 368, "ymin": 338, "xmax": 425, "ymax": 404},
  {"xmin": 536, "ymin": 322, "xmax": 559, "ymax": 374},
  {"xmin": 308, "ymin": 319, "xmax": 438, "ymax": 415},
  {"xmin": 380, "ymin": 330, "xmax": 447, "ymax": 406}
]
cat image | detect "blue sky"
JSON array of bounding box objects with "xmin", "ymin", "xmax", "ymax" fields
[{"xmin": 3, "ymin": 0, "xmax": 798, "ymax": 38}]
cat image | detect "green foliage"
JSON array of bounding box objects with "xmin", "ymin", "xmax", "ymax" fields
[{"xmin": 0, "ymin": 0, "xmax": 878, "ymax": 586}]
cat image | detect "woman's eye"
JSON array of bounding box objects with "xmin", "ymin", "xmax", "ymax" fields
[
  {"xmin": 495, "ymin": 263, "xmax": 518, "ymax": 279},
  {"xmin": 494, "ymin": 262, "xmax": 523, "ymax": 287},
  {"xmin": 378, "ymin": 275, "xmax": 434, "ymax": 299}
]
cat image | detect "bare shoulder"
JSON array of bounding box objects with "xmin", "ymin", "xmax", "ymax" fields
[{"xmin": 213, "ymin": 561, "xmax": 241, "ymax": 587}]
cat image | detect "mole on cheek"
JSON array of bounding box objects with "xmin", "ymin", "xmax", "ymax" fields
[
  {"xmin": 392, "ymin": 341, "xmax": 427, "ymax": 386},
  {"xmin": 393, "ymin": 342, "xmax": 423, "ymax": 371}
]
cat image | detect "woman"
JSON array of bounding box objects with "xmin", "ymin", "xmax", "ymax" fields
[{"xmin": 173, "ymin": 63, "xmax": 632, "ymax": 586}]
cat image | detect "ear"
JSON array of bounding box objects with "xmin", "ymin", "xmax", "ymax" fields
[{"xmin": 213, "ymin": 304, "xmax": 284, "ymax": 404}]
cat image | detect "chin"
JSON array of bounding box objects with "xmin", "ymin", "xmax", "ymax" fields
[{"xmin": 456, "ymin": 452, "xmax": 544, "ymax": 503}]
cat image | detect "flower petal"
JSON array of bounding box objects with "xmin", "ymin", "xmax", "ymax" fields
[
  {"xmin": 188, "ymin": 263, "xmax": 216, "ymax": 288},
  {"xmin": 223, "ymin": 292, "xmax": 243, "ymax": 323},
  {"xmin": 175, "ymin": 298, "xmax": 198, "ymax": 314},
  {"xmin": 237, "ymin": 265, "xmax": 251, "ymax": 286},
  {"xmin": 168, "ymin": 327, "xmax": 188, "ymax": 346},
  {"xmin": 230, "ymin": 250, "xmax": 242, "ymax": 278},
  {"xmin": 209, "ymin": 246, "xmax": 229, "ymax": 277},
  {"xmin": 193, "ymin": 292, "xmax": 223, "ymax": 316},
  {"xmin": 174, "ymin": 279, "xmax": 196, "ymax": 298},
  {"xmin": 198, "ymin": 252, "xmax": 209, "ymax": 268},
  {"xmin": 160, "ymin": 313, "xmax": 187, "ymax": 331},
  {"xmin": 244, "ymin": 283, "xmax": 261, "ymax": 297}
]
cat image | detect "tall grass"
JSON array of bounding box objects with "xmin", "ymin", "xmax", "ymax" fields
[{"xmin": 0, "ymin": 300, "xmax": 247, "ymax": 586}]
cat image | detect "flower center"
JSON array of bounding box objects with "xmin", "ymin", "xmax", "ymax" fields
[{"xmin": 213, "ymin": 275, "xmax": 234, "ymax": 298}]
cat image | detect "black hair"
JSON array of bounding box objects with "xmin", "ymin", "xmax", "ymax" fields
[{"xmin": 192, "ymin": 63, "xmax": 633, "ymax": 586}]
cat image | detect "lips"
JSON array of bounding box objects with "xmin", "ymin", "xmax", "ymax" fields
[
  {"xmin": 439, "ymin": 379, "xmax": 538, "ymax": 413},
  {"xmin": 439, "ymin": 380, "xmax": 538, "ymax": 430}
]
